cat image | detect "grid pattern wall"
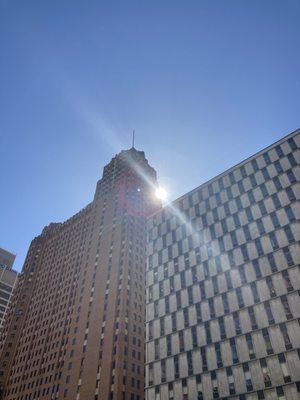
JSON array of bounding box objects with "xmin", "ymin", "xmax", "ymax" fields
[
  {"xmin": 146, "ymin": 132, "xmax": 300, "ymax": 400},
  {"xmin": 0, "ymin": 148, "xmax": 158, "ymax": 400},
  {"xmin": 0, "ymin": 267, "xmax": 17, "ymax": 328}
]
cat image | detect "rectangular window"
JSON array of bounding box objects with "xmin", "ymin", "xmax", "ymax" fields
[
  {"xmin": 225, "ymin": 271, "xmax": 233, "ymax": 290},
  {"xmin": 161, "ymin": 359, "xmax": 166, "ymax": 383},
  {"xmin": 174, "ymin": 355, "xmax": 179, "ymax": 379},
  {"xmin": 205, "ymin": 321, "xmax": 212, "ymax": 344},
  {"xmin": 183, "ymin": 308, "xmax": 189, "ymax": 327},
  {"xmin": 222, "ymin": 293, "xmax": 230, "ymax": 314},
  {"xmin": 278, "ymin": 353, "xmax": 291, "ymax": 383},
  {"xmin": 167, "ymin": 335, "xmax": 172, "ymax": 356},
  {"xmin": 187, "ymin": 350, "xmax": 193, "ymax": 375},
  {"xmin": 287, "ymin": 169, "xmax": 296, "ymax": 184},
  {"xmin": 262, "ymin": 328, "xmax": 274, "ymax": 355},
  {"xmin": 266, "ymin": 276, "xmax": 276, "ymax": 297},
  {"xmin": 200, "ymin": 346, "xmax": 207, "ymax": 372},
  {"xmin": 264, "ymin": 301, "xmax": 275, "ymax": 325},
  {"xmin": 257, "ymin": 219, "xmax": 265, "ymax": 235},
  {"xmin": 248, "ymin": 306, "xmax": 258, "ymax": 330},
  {"xmin": 251, "ymin": 282, "xmax": 260, "ymax": 303},
  {"xmin": 215, "ymin": 342, "xmax": 223, "ymax": 368},
  {"xmin": 246, "ymin": 333, "xmax": 255, "ymax": 359},
  {"xmin": 236, "ymin": 288, "xmax": 244, "ymax": 308},
  {"xmin": 255, "ymin": 238, "xmax": 264, "ymax": 256},
  {"xmin": 253, "ymin": 259, "xmax": 262, "ymax": 278},
  {"xmin": 241, "ymin": 244, "xmax": 249, "ymax": 262},
  {"xmin": 283, "ymin": 247, "xmax": 293, "ymax": 266},
  {"xmin": 233, "ymin": 311, "xmax": 242, "ymax": 334},
  {"xmin": 192, "ymin": 326, "xmax": 198, "ymax": 347},
  {"xmin": 219, "ymin": 316, "xmax": 226, "ymax": 339},
  {"xmin": 208, "ymin": 298, "xmax": 216, "ymax": 318},
  {"xmin": 286, "ymin": 187, "xmax": 296, "ymax": 202},
  {"xmin": 230, "ymin": 338, "xmax": 239, "ymax": 364},
  {"xmin": 171, "ymin": 313, "xmax": 177, "ymax": 332},
  {"xmin": 179, "ymin": 331, "xmax": 184, "ymax": 352},
  {"xmin": 272, "ymin": 193, "xmax": 281, "ymax": 209},
  {"xmin": 284, "ymin": 226, "xmax": 295, "ymax": 243},
  {"xmin": 243, "ymin": 362, "xmax": 253, "ymax": 391},
  {"xmin": 268, "ymin": 253, "xmax": 277, "ymax": 272},
  {"xmin": 282, "ymin": 270, "xmax": 293, "ymax": 291},
  {"xmin": 281, "ymin": 295, "xmax": 292, "ymax": 320},
  {"xmin": 280, "ymin": 323, "xmax": 292, "ymax": 350},
  {"xmin": 196, "ymin": 303, "xmax": 202, "ymax": 323},
  {"xmin": 243, "ymin": 225, "xmax": 251, "ymax": 241},
  {"xmin": 165, "ymin": 296, "xmax": 170, "ymax": 313}
]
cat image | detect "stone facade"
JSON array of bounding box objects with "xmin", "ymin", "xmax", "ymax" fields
[{"xmin": 0, "ymin": 148, "xmax": 159, "ymax": 400}]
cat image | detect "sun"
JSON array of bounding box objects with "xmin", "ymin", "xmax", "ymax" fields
[{"xmin": 155, "ymin": 187, "xmax": 167, "ymax": 200}]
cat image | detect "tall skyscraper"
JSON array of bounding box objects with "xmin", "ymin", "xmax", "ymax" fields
[
  {"xmin": 0, "ymin": 147, "xmax": 159, "ymax": 400},
  {"xmin": 146, "ymin": 130, "xmax": 300, "ymax": 400},
  {"xmin": 0, "ymin": 248, "xmax": 17, "ymax": 329}
]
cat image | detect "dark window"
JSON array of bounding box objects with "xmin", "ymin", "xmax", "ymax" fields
[
  {"xmin": 266, "ymin": 276, "xmax": 276, "ymax": 297},
  {"xmin": 280, "ymin": 323, "xmax": 292, "ymax": 350},
  {"xmin": 200, "ymin": 346, "xmax": 207, "ymax": 372},
  {"xmin": 230, "ymin": 338, "xmax": 239, "ymax": 364},
  {"xmin": 262, "ymin": 328, "xmax": 274, "ymax": 355},
  {"xmin": 246, "ymin": 333, "xmax": 255, "ymax": 359},
  {"xmin": 284, "ymin": 225, "xmax": 295, "ymax": 243},
  {"xmin": 236, "ymin": 288, "xmax": 244, "ymax": 308},
  {"xmin": 222, "ymin": 293, "xmax": 230, "ymax": 314},
  {"xmin": 251, "ymin": 282, "xmax": 260, "ymax": 303},
  {"xmin": 269, "ymin": 232, "xmax": 279, "ymax": 250},
  {"xmin": 243, "ymin": 225, "xmax": 251, "ymax": 241},
  {"xmin": 255, "ymin": 238, "xmax": 264, "ymax": 256},
  {"xmin": 282, "ymin": 270, "xmax": 293, "ymax": 291},
  {"xmin": 281, "ymin": 295, "xmax": 292, "ymax": 320},
  {"xmin": 205, "ymin": 321, "xmax": 212, "ymax": 344},
  {"xmin": 248, "ymin": 306, "xmax": 257, "ymax": 330},
  {"xmin": 233, "ymin": 311, "xmax": 242, "ymax": 334},
  {"xmin": 285, "ymin": 205, "xmax": 295, "ymax": 222},
  {"xmin": 253, "ymin": 259, "xmax": 262, "ymax": 278},
  {"xmin": 219, "ymin": 316, "xmax": 226, "ymax": 339},
  {"xmin": 215, "ymin": 342, "xmax": 223, "ymax": 368},
  {"xmin": 287, "ymin": 169, "xmax": 296, "ymax": 184}
]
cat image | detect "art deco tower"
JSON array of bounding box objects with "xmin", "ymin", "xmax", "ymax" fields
[{"xmin": 0, "ymin": 147, "xmax": 160, "ymax": 400}]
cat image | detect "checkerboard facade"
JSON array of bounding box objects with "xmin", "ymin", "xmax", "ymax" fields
[{"xmin": 146, "ymin": 131, "xmax": 300, "ymax": 400}]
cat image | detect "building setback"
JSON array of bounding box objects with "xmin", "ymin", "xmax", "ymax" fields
[
  {"xmin": 146, "ymin": 130, "xmax": 300, "ymax": 400},
  {"xmin": 0, "ymin": 147, "xmax": 160, "ymax": 400},
  {"xmin": 0, "ymin": 249, "xmax": 17, "ymax": 329}
]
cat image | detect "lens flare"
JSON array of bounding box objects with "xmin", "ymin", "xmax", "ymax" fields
[{"xmin": 155, "ymin": 187, "xmax": 167, "ymax": 200}]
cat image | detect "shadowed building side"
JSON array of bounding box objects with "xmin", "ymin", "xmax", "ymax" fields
[{"xmin": 0, "ymin": 147, "xmax": 160, "ymax": 400}]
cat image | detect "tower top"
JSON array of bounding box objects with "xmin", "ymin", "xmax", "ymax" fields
[{"xmin": 132, "ymin": 129, "xmax": 135, "ymax": 148}]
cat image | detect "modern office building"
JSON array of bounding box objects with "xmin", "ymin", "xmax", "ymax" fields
[
  {"xmin": 0, "ymin": 249, "xmax": 17, "ymax": 329},
  {"xmin": 0, "ymin": 147, "xmax": 160, "ymax": 400},
  {"xmin": 146, "ymin": 130, "xmax": 300, "ymax": 400}
]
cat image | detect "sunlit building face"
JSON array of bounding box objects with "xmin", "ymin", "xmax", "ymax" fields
[{"xmin": 145, "ymin": 131, "xmax": 300, "ymax": 400}]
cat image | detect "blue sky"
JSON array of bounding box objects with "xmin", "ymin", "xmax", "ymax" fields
[{"xmin": 1, "ymin": 0, "xmax": 299, "ymax": 271}]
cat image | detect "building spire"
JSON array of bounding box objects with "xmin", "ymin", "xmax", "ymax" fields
[{"xmin": 132, "ymin": 129, "xmax": 135, "ymax": 148}]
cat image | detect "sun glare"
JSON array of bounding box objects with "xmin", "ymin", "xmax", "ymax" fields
[{"xmin": 155, "ymin": 187, "xmax": 167, "ymax": 200}]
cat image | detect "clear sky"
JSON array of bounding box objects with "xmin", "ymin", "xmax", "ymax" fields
[{"xmin": 1, "ymin": 0, "xmax": 299, "ymax": 271}]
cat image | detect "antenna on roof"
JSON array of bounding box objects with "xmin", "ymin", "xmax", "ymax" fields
[{"xmin": 132, "ymin": 130, "xmax": 135, "ymax": 148}]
